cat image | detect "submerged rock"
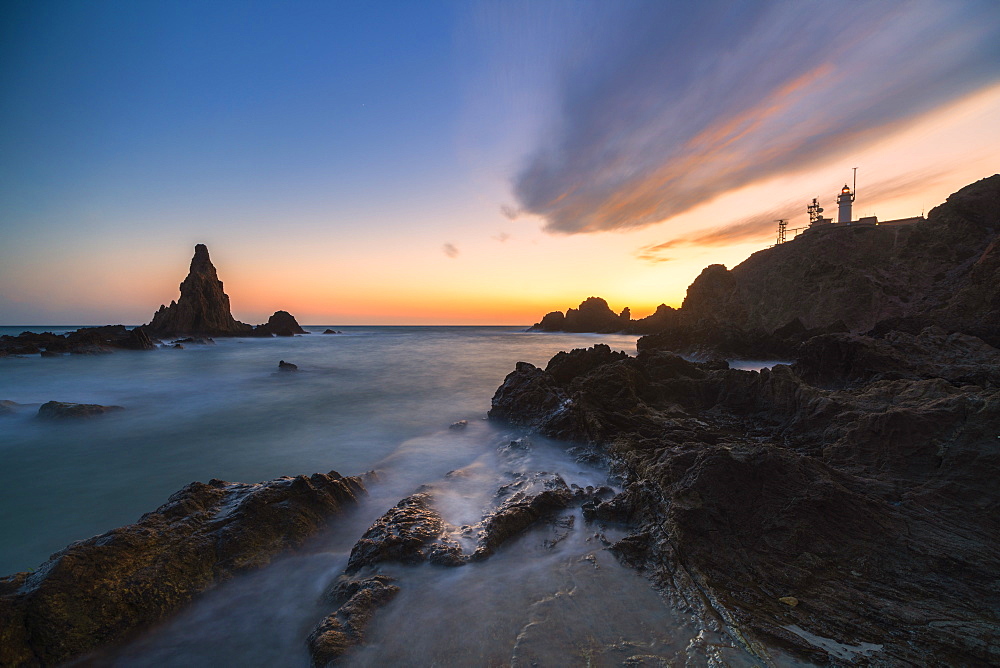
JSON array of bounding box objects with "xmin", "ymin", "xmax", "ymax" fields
[
  {"xmin": 36, "ymin": 401, "xmax": 124, "ymax": 419},
  {"xmin": 278, "ymin": 360, "xmax": 298, "ymax": 372},
  {"xmin": 0, "ymin": 471, "xmax": 367, "ymax": 667}
]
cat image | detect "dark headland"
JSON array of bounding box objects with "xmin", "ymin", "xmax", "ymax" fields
[
  {"xmin": 532, "ymin": 174, "xmax": 1000, "ymax": 355},
  {"xmin": 499, "ymin": 174, "xmax": 1000, "ymax": 664},
  {"xmin": 1, "ymin": 175, "xmax": 998, "ymax": 666}
]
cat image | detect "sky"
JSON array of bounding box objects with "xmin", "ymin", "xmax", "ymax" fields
[{"xmin": 1, "ymin": 0, "xmax": 999, "ymax": 325}]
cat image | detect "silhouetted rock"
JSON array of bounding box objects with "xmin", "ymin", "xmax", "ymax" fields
[
  {"xmin": 253, "ymin": 310, "xmax": 308, "ymax": 337},
  {"xmin": 146, "ymin": 244, "xmax": 253, "ymax": 338},
  {"xmin": 322, "ymin": 329, "xmax": 342, "ymax": 334},
  {"xmin": 2, "ymin": 326, "xmax": 154, "ymax": 357},
  {"xmin": 0, "ymin": 471, "xmax": 366, "ymax": 667},
  {"xmin": 37, "ymin": 401, "xmax": 124, "ymax": 419},
  {"xmin": 529, "ymin": 297, "xmax": 629, "ymax": 333}
]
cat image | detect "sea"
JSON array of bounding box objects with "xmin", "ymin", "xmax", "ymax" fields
[{"xmin": 0, "ymin": 325, "xmax": 765, "ymax": 666}]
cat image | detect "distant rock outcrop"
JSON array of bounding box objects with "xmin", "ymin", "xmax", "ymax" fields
[
  {"xmin": 1, "ymin": 326, "xmax": 155, "ymax": 357},
  {"xmin": 146, "ymin": 244, "xmax": 253, "ymax": 338},
  {"xmin": 529, "ymin": 297, "xmax": 630, "ymax": 333},
  {"xmin": 253, "ymin": 310, "xmax": 308, "ymax": 337}
]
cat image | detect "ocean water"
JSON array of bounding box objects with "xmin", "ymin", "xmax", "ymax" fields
[{"xmin": 0, "ymin": 326, "xmax": 761, "ymax": 666}]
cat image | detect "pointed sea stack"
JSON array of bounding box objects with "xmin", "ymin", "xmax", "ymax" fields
[{"xmin": 146, "ymin": 244, "xmax": 253, "ymax": 338}]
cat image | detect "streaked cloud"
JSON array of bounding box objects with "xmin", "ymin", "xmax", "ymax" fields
[
  {"xmin": 637, "ymin": 203, "xmax": 800, "ymax": 263},
  {"xmin": 442, "ymin": 243, "xmax": 460, "ymax": 258},
  {"xmin": 492, "ymin": 232, "xmax": 511, "ymax": 243},
  {"xmin": 513, "ymin": 1, "xmax": 1000, "ymax": 234}
]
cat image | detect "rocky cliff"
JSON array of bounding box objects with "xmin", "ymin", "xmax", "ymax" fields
[
  {"xmin": 146, "ymin": 244, "xmax": 254, "ymax": 338},
  {"xmin": 529, "ymin": 175, "xmax": 1000, "ymax": 349}
]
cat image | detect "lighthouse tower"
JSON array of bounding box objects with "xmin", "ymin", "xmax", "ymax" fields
[{"xmin": 837, "ymin": 184, "xmax": 855, "ymax": 223}]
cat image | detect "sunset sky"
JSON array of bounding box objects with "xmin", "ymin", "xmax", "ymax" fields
[{"xmin": 2, "ymin": 0, "xmax": 999, "ymax": 325}]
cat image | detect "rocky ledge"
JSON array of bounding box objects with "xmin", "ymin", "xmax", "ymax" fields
[
  {"xmin": 0, "ymin": 471, "xmax": 367, "ymax": 667},
  {"xmin": 0, "ymin": 325, "xmax": 155, "ymax": 357},
  {"xmin": 489, "ymin": 334, "xmax": 1000, "ymax": 665}
]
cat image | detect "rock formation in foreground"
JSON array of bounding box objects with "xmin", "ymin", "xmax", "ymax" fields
[
  {"xmin": 145, "ymin": 244, "xmax": 254, "ymax": 338},
  {"xmin": 489, "ymin": 332, "xmax": 1000, "ymax": 665},
  {"xmin": 0, "ymin": 471, "xmax": 367, "ymax": 667},
  {"xmin": 530, "ymin": 174, "xmax": 1000, "ymax": 350}
]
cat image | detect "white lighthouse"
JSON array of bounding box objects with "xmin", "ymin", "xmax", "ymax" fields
[{"xmin": 837, "ymin": 184, "xmax": 854, "ymax": 222}]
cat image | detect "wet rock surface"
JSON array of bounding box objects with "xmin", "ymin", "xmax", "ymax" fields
[
  {"xmin": 0, "ymin": 471, "xmax": 366, "ymax": 667},
  {"xmin": 489, "ymin": 338, "xmax": 1000, "ymax": 666},
  {"xmin": 305, "ymin": 443, "xmax": 624, "ymax": 665},
  {"xmin": 308, "ymin": 575, "xmax": 401, "ymax": 667}
]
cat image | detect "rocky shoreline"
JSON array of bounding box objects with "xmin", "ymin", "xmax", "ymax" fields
[{"xmin": 490, "ymin": 330, "xmax": 1000, "ymax": 665}]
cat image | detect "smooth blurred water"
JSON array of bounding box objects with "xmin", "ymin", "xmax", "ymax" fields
[{"xmin": 0, "ymin": 326, "xmax": 640, "ymax": 575}]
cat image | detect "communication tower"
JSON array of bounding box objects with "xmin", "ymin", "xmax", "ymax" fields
[
  {"xmin": 775, "ymin": 219, "xmax": 787, "ymax": 245},
  {"xmin": 807, "ymin": 198, "xmax": 824, "ymax": 225}
]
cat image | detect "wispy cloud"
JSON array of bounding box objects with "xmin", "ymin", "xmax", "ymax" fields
[
  {"xmin": 500, "ymin": 205, "xmax": 521, "ymax": 220},
  {"xmin": 513, "ymin": 1, "xmax": 1000, "ymax": 234},
  {"xmin": 442, "ymin": 243, "xmax": 460, "ymax": 258},
  {"xmin": 492, "ymin": 232, "xmax": 511, "ymax": 242},
  {"xmin": 635, "ymin": 167, "xmax": 958, "ymax": 262}
]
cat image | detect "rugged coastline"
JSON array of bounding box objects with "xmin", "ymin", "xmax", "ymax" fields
[
  {"xmin": 2, "ymin": 175, "xmax": 997, "ymax": 665},
  {"xmin": 532, "ymin": 175, "xmax": 1000, "ymax": 353}
]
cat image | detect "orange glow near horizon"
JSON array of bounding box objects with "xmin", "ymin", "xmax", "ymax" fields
[{"xmin": 3, "ymin": 86, "xmax": 998, "ymax": 327}]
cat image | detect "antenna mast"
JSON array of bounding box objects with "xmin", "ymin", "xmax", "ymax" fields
[
  {"xmin": 852, "ymin": 167, "xmax": 857, "ymax": 202},
  {"xmin": 775, "ymin": 219, "xmax": 787, "ymax": 245}
]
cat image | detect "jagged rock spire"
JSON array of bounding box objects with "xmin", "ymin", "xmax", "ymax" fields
[{"xmin": 145, "ymin": 244, "xmax": 253, "ymax": 338}]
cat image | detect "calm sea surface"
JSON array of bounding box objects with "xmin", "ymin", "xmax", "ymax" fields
[{"xmin": 0, "ymin": 326, "xmax": 763, "ymax": 666}]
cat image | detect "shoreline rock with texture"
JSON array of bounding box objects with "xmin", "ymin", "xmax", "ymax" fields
[
  {"xmin": 0, "ymin": 471, "xmax": 367, "ymax": 667},
  {"xmin": 488, "ymin": 337, "xmax": 1000, "ymax": 665}
]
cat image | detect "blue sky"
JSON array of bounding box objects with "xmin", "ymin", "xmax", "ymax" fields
[{"xmin": 2, "ymin": 1, "xmax": 999, "ymax": 324}]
